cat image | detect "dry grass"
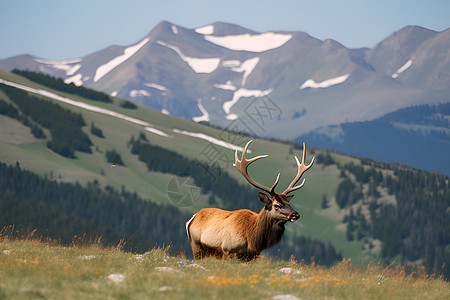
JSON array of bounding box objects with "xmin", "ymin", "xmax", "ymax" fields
[{"xmin": 0, "ymin": 232, "xmax": 448, "ymax": 300}]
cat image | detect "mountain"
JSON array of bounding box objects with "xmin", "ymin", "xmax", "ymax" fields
[
  {"xmin": 297, "ymin": 102, "xmax": 450, "ymax": 176},
  {"xmin": 0, "ymin": 21, "xmax": 449, "ymax": 174},
  {"xmin": 0, "ymin": 70, "xmax": 448, "ymax": 277},
  {"xmin": 365, "ymin": 26, "xmax": 450, "ymax": 91}
]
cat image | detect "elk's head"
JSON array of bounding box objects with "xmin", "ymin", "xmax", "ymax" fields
[
  {"xmin": 234, "ymin": 140, "xmax": 314, "ymax": 223},
  {"xmin": 257, "ymin": 192, "xmax": 299, "ymax": 222}
]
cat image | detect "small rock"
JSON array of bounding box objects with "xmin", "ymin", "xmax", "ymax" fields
[
  {"xmin": 278, "ymin": 268, "xmax": 302, "ymax": 275},
  {"xmin": 273, "ymin": 295, "xmax": 302, "ymax": 300},
  {"xmin": 158, "ymin": 286, "xmax": 173, "ymax": 292},
  {"xmin": 185, "ymin": 263, "xmax": 207, "ymax": 270},
  {"xmin": 2, "ymin": 250, "xmax": 11, "ymax": 255},
  {"xmin": 135, "ymin": 254, "xmax": 144, "ymax": 261},
  {"xmin": 78, "ymin": 255, "xmax": 96, "ymax": 260},
  {"xmin": 295, "ymin": 277, "xmax": 312, "ymax": 283},
  {"xmin": 155, "ymin": 267, "xmax": 178, "ymax": 272},
  {"xmin": 107, "ymin": 273, "xmax": 126, "ymax": 283}
]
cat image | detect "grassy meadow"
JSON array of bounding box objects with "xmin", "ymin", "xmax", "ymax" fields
[{"xmin": 0, "ymin": 235, "xmax": 448, "ymax": 300}]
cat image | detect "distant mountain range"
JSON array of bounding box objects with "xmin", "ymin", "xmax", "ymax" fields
[{"xmin": 1, "ymin": 21, "xmax": 449, "ymax": 175}]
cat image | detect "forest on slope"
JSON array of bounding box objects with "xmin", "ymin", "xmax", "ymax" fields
[
  {"xmin": 0, "ymin": 83, "xmax": 92, "ymax": 158},
  {"xmin": 332, "ymin": 158, "xmax": 449, "ymax": 278},
  {"xmin": 12, "ymin": 69, "xmax": 112, "ymax": 103}
]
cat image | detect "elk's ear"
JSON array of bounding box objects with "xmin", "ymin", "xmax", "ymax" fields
[
  {"xmin": 258, "ymin": 192, "xmax": 272, "ymax": 207},
  {"xmin": 286, "ymin": 195, "xmax": 294, "ymax": 202}
]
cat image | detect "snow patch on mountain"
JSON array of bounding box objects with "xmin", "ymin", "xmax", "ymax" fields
[
  {"xmin": 130, "ymin": 90, "xmax": 150, "ymax": 97},
  {"xmin": 223, "ymin": 88, "xmax": 273, "ymax": 115},
  {"xmin": 34, "ymin": 58, "xmax": 83, "ymax": 65},
  {"xmin": 171, "ymin": 25, "xmax": 179, "ymax": 34},
  {"xmin": 156, "ymin": 40, "xmax": 220, "ymax": 73},
  {"xmin": 226, "ymin": 113, "xmax": 239, "ymax": 120},
  {"xmin": 66, "ymin": 64, "xmax": 81, "ymax": 76},
  {"xmin": 144, "ymin": 82, "xmax": 169, "ymax": 92},
  {"xmin": 214, "ymin": 81, "xmax": 237, "ymax": 91},
  {"xmin": 392, "ymin": 59, "xmax": 412, "ymax": 78},
  {"xmin": 34, "ymin": 58, "xmax": 82, "ymax": 76},
  {"xmin": 300, "ymin": 74, "xmax": 350, "ymax": 89},
  {"xmin": 195, "ymin": 25, "xmax": 214, "ymax": 35},
  {"xmin": 59, "ymin": 64, "xmax": 80, "ymax": 76},
  {"xmin": 173, "ymin": 129, "xmax": 246, "ymax": 152},
  {"xmin": 145, "ymin": 126, "xmax": 173, "ymax": 138},
  {"xmin": 222, "ymin": 60, "xmax": 241, "ymax": 68},
  {"xmin": 64, "ymin": 74, "xmax": 83, "ymax": 86},
  {"xmin": 204, "ymin": 32, "xmax": 292, "ymax": 52},
  {"xmin": 192, "ymin": 99, "xmax": 210, "ymax": 122},
  {"xmin": 221, "ymin": 58, "xmax": 260, "ymax": 86},
  {"xmin": 94, "ymin": 38, "xmax": 150, "ymax": 82},
  {"xmin": 233, "ymin": 57, "xmax": 260, "ymax": 86}
]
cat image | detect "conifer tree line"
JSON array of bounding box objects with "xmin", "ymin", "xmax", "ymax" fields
[
  {"xmin": 269, "ymin": 235, "xmax": 342, "ymax": 266},
  {"xmin": 0, "ymin": 83, "xmax": 92, "ymax": 158},
  {"xmin": 90, "ymin": 122, "xmax": 104, "ymax": 138},
  {"xmin": 0, "ymin": 98, "xmax": 45, "ymax": 138},
  {"xmin": 334, "ymin": 160, "xmax": 449, "ymax": 278},
  {"xmin": 0, "ymin": 161, "xmax": 190, "ymax": 253},
  {"xmin": 12, "ymin": 70, "xmax": 112, "ymax": 103},
  {"xmin": 128, "ymin": 135, "xmax": 259, "ymax": 211}
]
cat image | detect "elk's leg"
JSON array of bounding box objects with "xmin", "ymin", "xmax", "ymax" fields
[
  {"xmin": 192, "ymin": 241, "xmax": 223, "ymax": 259},
  {"xmin": 222, "ymin": 249, "xmax": 233, "ymax": 260},
  {"xmin": 203, "ymin": 245, "xmax": 222, "ymax": 258},
  {"xmin": 190, "ymin": 240, "xmax": 205, "ymax": 259}
]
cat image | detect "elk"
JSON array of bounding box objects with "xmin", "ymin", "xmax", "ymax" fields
[{"xmin": 186, "ymin": 140, "xmax": 314, "ymax": 261}]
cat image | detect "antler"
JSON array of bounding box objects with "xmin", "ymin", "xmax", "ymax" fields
[
  {"xmin": 282, "ymin": 143, "xmax": 315, "ymax": 196},
  {"xmin": 234, "ymin": 140, "xmax": 279, "ymax": 197}
]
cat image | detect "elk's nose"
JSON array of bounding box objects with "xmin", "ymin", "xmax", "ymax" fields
[{"xmin": 290, "ymin": 212, "xmax": 300, "ymax": 222}]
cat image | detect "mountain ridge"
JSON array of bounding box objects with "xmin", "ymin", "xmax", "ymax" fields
[{"xmin": 0, "ymin": 21, "xmax": 448, "ymax": 174}]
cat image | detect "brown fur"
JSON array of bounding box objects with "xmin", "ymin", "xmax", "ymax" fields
[{"xmin": 186, "ymin": 194, "xmax": 296, "ymax": 261}]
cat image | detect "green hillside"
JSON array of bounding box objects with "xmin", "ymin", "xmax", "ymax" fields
[{"xmin": 0, "ymin": 70, "xmax": 448, "ymax": 278}]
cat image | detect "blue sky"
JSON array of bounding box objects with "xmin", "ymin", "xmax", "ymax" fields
[{"xmin": 0, "ymin": 0, "xmax": 449, "ymax": 60}]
